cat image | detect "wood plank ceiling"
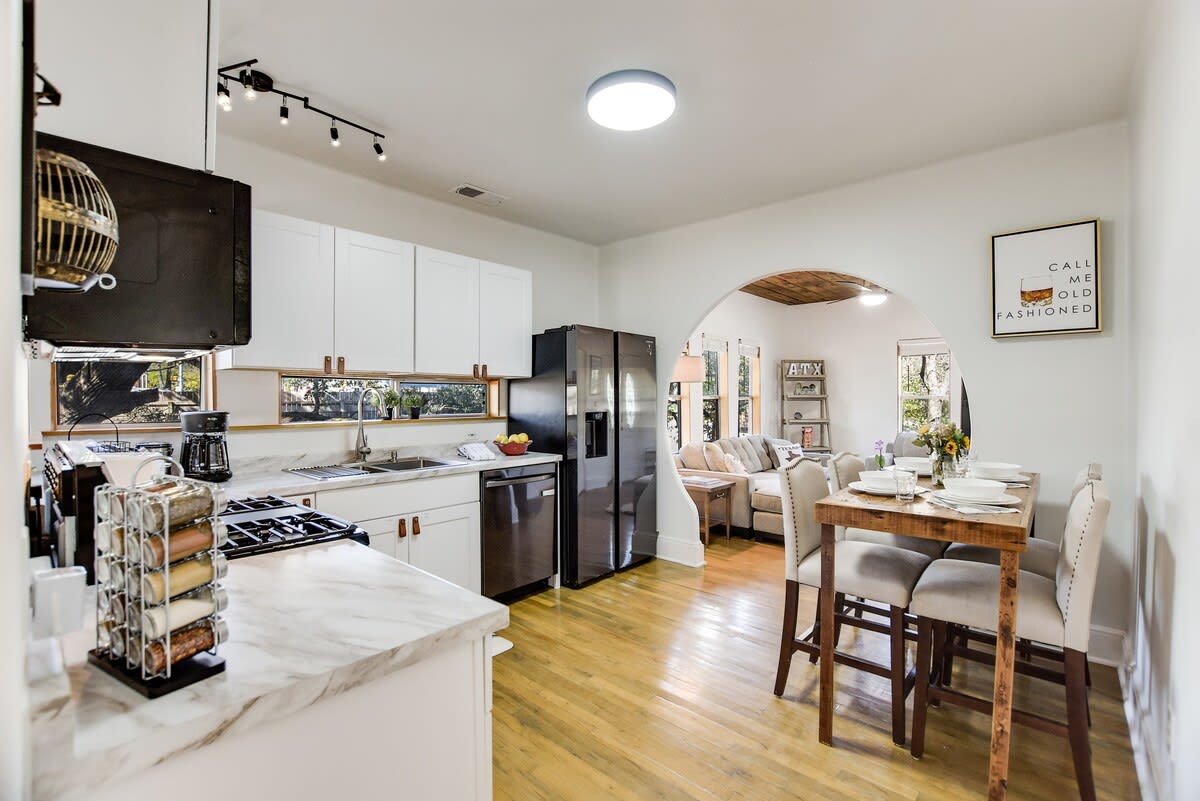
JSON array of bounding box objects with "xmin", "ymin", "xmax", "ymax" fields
[{"xmin": 740, "ymin": 270, "xmax": 883, "ymax": 305}]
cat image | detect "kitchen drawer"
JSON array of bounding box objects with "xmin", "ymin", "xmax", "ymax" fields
[{"xmin": 316, "ymin": 474, "xmax": 478, "ymax": 522}]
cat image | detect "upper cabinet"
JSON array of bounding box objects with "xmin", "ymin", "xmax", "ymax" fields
[
  {"xmin": 35, "ymin": 0, "xmax": 215, "ymax": 171},
  {"xmin": 335, "ymin": 230, "xmax": 415, "ymax": 374},
  {"xmin": 478, "ymin": 261, "xmax": 533, "ymax": 378},
  {"xmin": 217, "ymin": 211, "xmax": 335, "ymax": 371},
  {"xmin": 219, "ymin": 212, "xmax": 532, "ymax": 379},
  {"xmin": 414, "ymin": 248, "xmax": 479, "ymax": 377}
]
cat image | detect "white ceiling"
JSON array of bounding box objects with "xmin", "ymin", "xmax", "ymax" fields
[{"xmin": 218, "ymin": 1, "xmax": 1145, "ymax": 245}]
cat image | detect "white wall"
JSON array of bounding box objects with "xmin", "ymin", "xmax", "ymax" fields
[
  {"xmin": 2, "ymin": 0, "xmax": 30, "ymax": 795},
  {"xmin": 1128, "ymin": 1, "xmax": 1200, "ymax": 798},
  {"xmin": 600, "ymin": 121, "xmax": 1133, "ymax": 661}
]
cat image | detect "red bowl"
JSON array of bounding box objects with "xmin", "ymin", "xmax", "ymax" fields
[{"xmin": 495, "ymin": 441, "xmax": 531, "ymax": 456}]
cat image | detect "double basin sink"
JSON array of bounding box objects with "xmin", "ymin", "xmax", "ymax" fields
[{"xmin": 288, "ymin": 456, "xmax": 462, "ymax": 482}]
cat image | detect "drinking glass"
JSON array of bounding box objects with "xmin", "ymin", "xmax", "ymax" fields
[
  {"xmin": 894, "ymin": 469, "xmax": 917, "ymax": 502},
  {"xmin": 945, "ymin": 460, "xmax": 967, "ymax": 480}
]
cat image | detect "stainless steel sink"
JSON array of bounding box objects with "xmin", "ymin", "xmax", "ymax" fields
[
  {"xmin": 357, "ymin": 456, "xmax": 461, "ymax": 472},
  {"xmin": 288, "ymin": 456, "xmax": 461, "ymax": 481}
]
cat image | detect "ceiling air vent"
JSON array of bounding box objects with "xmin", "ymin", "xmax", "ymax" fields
[{"xmin": 452, "ymin": 184, "xmax": 507, "ymax": 206}]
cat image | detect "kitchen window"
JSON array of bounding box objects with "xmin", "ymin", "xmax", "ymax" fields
[
  {"xmin": 898, "ymin": 339, "xmax": 952, "ymax": 432},
  {"xmin": 53, "ymin": 357, "xmax": 207, "ymax": 427},
  {"xmin": 736, "ymin": 342, "xmax": 760, "ymax": 437},
  {"xmin": 701, "ymin": 336, "xmax": 726, "ymax": 442},
  {"xmin": 279, "ymin": 375, "xmax": 489, "ymax": 423}
]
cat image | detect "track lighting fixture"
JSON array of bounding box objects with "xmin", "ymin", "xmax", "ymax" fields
[
  {"xmin": 216, "ymin": 58, "xmax": 386, "ymax": 163},
  {"xmin": 241, "ymin": 70, "xmax": 257, "ymax": 102}
]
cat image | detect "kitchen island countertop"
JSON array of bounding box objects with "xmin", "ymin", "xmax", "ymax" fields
[{"xmin": 28, "ymin": 541, "xmax": 509, "ymax": 800}]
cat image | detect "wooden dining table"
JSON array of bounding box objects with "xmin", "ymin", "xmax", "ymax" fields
[{"xmin": 813, "ymin": 473, "xmax": 1039, "ymax": 801}]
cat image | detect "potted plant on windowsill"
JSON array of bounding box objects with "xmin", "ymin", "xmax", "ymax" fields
[
  {"xmin": 401, "ymin": 392, "xmax": 423, "ymax": 420},
  {"xmin": 380, "ymin": 389, "xmax": 403, "ymax": 420}
]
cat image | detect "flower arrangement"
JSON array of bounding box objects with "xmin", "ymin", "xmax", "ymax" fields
[
  {"xmin": 912, "ymin": 423, "xmax": 970, "ymax": 485},
  {"xmin": 873, "ymin": 439, "xmax": 886, "ymax": 469}
]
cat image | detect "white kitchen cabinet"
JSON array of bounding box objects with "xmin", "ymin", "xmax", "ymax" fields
[
  {"xmin": 36, "ymin": 0, "xmax": 215, "ymax": 171},
  {"xmin": 334, "ymin": 229, "xmax": 415, "ymax": 374},
  {"xmin": 478, "ymin": 261, "xmax": 533, "ymax": 378},
  {"xmin": 409, "ymin": 502, "xmax": 481, "ymax": 593},
  {"xmin": 216, "ymin": 211, "xmax": 335, "ymax": 371},
  {"xmin": 414, "ymin": 247, "xmax": 480, "ymax": 376},
  {"xmin": 360, "ymin": 514, "xmax": 410, "ymax": 562}
]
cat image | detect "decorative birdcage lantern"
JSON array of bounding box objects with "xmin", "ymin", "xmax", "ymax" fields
[{"xmin": 35, "ymin": 148, "xmax": 119, "ymax": 290}]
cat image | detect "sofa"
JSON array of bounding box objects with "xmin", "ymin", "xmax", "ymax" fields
[{"xmin": 673, "ymin": 434, "xmax": 816, "ymax": 538}]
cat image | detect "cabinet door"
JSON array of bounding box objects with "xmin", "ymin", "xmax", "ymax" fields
[
  {"xmin": 409, "ymin": 502, "xmax": 481, "ymax": 593},
  {"xmin": 334, "ymin": 229, "xmax": 415, "ymax": 374},
  {"xmin": 217, "ymin": 211, "xmax": 335, "ymax": 370},
  {"xmin": 477, "ymin": 261, "xmax": 532, "ymax": 378},
  {"xmin": 358, "ymin": 515, "xmax": 410, "ymax": 562},
  {"xmin": 414, "ymin": 247, "xmax": 479, "ymax": 376}
]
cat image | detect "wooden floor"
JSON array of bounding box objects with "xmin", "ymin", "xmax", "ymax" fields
[{"xmin": 492, "ymin": 537, "xmax": 1140, "ymax": 801}]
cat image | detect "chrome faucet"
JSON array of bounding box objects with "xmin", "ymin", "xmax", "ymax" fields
[{"xmin": 355, "ymin": 387, "xmax": 384, "ymax": 462}]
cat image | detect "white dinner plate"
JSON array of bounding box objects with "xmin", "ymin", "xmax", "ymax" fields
[
  {"xmin": 849, "ymin": 480, "xmax": 901, "ymax": 496},
  {"xmin": 884, "ymin": 464, "xmax": 932, "ymax": 477},
  {"xmin": 978, "ymin": 473, "xmax": 1031, "ymax": 483},
  {"xmin": 932, "ymin": 490, "xmax": 1022, "ymax": 507}
]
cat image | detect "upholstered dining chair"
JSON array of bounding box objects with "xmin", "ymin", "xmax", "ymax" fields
[
  {"xmin": 774, "ymin": 457, "xmax": 933, "ymax": 745},
  {"xmin": 942, "ymin": 462, "xmax": 1102, "ymax": 578},
  {"xmin": 909, "ymin": 479, "xmax": 1111, "ymax": 801},
  {"xmin": 828, "ymin": 451, "xmax": 946, "ymax": 559}
]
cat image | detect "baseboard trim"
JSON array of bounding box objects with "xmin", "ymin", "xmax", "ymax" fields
[
  {"xmin": 1120, "ymin": 662, "xmax": 1163, "ymax": 801},
  {"xmin": 1087, "ymin": 624, "xmax": 1125, "ymax": 667},
  {"xmin": 655, "ymin": 533, "xmax": 705, "ymax": 567}
]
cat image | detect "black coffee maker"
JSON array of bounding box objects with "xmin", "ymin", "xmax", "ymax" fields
[{"xmin": 180, "ymin": 411, "xmax": 232, "ymax": 482}]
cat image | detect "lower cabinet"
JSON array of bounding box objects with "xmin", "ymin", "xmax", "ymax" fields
[
  {"xmin": 317, "ymin": 476, "xmax": 481, "ymax": 593},
  {"xmin": 408, "ymin": 502, "xmax": 481, "ymax": 594}
]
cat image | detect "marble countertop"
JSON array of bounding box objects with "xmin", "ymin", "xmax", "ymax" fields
[
  {"xmin": 29, "ymin": 542, "xmax": 509, "ymax": 800},
  {"xmin": 222, "ymin": 447, "xmax": 562, "ymax": 498}
]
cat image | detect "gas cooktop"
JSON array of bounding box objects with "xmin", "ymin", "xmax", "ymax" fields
[{"xmin": 218, "ymin": 495, "xmax": 368, "ymax": 558}]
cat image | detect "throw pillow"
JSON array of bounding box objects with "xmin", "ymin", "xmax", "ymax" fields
[
  {"xmin": 724, "ymin": 452, "xmax": 750, "ymax": 475},
  {"xmin": 764, "ymin": 437, "xmax": 801, "ymax": 469},
  {"xmin": 702, "ymin": 442, "xmax": 728, "ymax": 471},
  {"xmin": 679, "ymin": 443, "xmax": 709, "ymax": 471}
]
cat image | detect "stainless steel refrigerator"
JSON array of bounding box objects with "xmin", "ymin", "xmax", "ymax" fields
[{"xmin": 508, "ymin": 325, "xmax": 657, "ymax": 587}]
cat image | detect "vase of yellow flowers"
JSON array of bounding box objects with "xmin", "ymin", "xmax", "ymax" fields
[{"xmin": 912, "ymin": 422, "xmax": 970, "ymax": 487}]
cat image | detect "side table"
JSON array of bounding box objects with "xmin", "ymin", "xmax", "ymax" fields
[{"xmin": 682, "ymin": 479, "xmax": 735, "ymax": 546}]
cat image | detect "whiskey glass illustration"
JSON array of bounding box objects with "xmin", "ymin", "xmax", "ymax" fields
[{"xmin": 1020, "ymin": 276, "xmax": 1053, "ymax": 307}]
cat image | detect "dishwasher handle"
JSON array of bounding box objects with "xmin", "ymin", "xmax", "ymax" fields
[{"xmin": 485, "ymin": 474, "xmax": 554, "ymax": 489}]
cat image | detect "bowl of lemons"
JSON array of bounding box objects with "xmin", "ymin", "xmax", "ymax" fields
[{"xmin": 494, "ymin": 432, "xmax": 532, "ymax": 455}]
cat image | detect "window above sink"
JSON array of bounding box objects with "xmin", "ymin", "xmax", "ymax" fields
[{"xmin": 279, "ymin": 375, "xmax": 489, "ymax": 424}]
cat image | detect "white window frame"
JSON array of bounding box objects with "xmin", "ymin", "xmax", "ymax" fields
[{"xmin": 897, "ymin": 338, "xmax": 953, "ymax": 432}]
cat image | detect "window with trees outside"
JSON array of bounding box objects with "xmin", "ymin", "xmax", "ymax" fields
[
  {"xmin": 736, "ymin": 342, "xmax": 760, "ymax": 436},
  {"xmin": 898, "ymin": 339, "xmax": 952, "ymax": 432},
  {"xmin": 666, "ymin": 381, "xmax": 682, "ymax": 451},
  {"xmin": 279, "ymin": 376, "xmax": 488, "ymax": 423},
  {"xmin": 54, "ymin": 357, "xmax": 206, "ymax": 427},
  {"xmin": 701, "ymin": 337, "xmax": 725, "ymax": 442}
]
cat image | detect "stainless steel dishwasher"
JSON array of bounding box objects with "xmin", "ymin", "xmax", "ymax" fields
[{"xmin": 480, "ymin": 463, "xmax": 558, "ymax": 599}]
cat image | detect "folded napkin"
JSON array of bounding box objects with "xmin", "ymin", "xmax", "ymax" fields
[{"xmin": 928, "ymin": 498, "xmax": 1020, "ymax": 515}]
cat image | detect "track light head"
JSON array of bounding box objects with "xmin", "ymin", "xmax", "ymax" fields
[
  {"xmin": 242, "ymin": 72, "xmax": 256, "ymax": 102},
  {"xmin": 216, "ymin": 79, "xmax": 231, "ymax": 111},
  {"xmin": 330, "ymin": 121, "xmax": 340, "ymax": 147},
  {"xmin": 373, "ymin": 138, "xmax": 386, "ymax": 161},
  {"xmin": 279, "ymin": 98, "xmax": 289, "ymax": 125}
]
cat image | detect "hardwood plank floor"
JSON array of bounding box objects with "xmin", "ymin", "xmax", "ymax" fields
[{"xmin": 492, "ymin": 538, "xmax": 1141, "ymax": 801}]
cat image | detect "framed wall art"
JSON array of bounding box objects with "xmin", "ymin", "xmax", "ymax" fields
[{"xmin": 991, "ymin": 218, "xmax": 1101, "ymax": 338}]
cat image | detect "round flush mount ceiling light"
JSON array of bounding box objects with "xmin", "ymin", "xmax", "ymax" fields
[{"xmin": 586, "ymin": 69, "xmax": 676, "ymax": 131}]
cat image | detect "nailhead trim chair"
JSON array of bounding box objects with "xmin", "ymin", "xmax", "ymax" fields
[
  {"xmin": 909, "ymin": 479, "xmax": 1111, "ymax": 801},
  {"xmin": 773, "ymin": 457, "xmax": 932, "ymax": 745}
]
